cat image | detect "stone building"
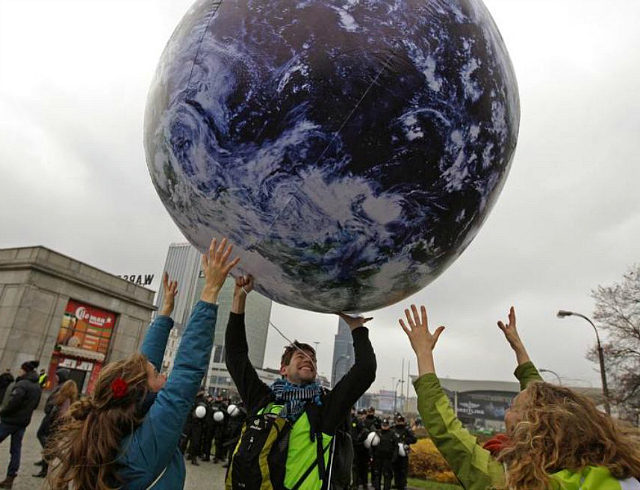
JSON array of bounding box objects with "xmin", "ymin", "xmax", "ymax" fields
[{"xmin": 0, "ymin": 246, "xmax": 155, "ymax": 394}]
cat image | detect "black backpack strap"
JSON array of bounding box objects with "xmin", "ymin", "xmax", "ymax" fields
[{"xmin": 316, "ymin": 434, "xmax": 326, "ymax": 479}]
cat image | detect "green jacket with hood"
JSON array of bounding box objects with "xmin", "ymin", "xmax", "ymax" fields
[{"xmin": 413, "ymin": 361, "xmax": 640, "ymax": 490}]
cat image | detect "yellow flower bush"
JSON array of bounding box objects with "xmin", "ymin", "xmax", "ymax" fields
[{"xmin": 407, "ymin": 438, "xmax": 459, "ymax": 484}]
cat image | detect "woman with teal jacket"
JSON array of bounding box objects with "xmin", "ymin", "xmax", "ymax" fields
[
  {"xmin": 400, "ymin": 304, "xmax": 640, "ymax": 490},
  {"xmin": 47, "ymin": 238, "xmax": 239, "ymax": 490}
]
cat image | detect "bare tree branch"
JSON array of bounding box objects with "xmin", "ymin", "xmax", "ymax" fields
[{"xmin": 591, "ymin": 264, "xmax": 640, "ymax": 420}]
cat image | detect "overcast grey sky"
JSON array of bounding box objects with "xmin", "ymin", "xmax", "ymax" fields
[{"xmin": 1, "ymin": 0, "xmax": 639, "ymax": 392}]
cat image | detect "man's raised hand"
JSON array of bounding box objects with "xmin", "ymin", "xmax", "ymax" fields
[
  {"xmin": 337, "ymin": 312, "xmax": 373, "ymax": 331},
  {"xmin": 234, "ymin": 275, "xmax": 254, "ymax": 296}
]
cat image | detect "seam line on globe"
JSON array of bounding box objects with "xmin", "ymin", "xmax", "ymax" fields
[
  {"xmin": 186, "ymin": 0, "xmax": 225, "ymax": 93},
  {"xmin": 268, "ymin": 320, "xmax": 317, "ymax": 369}
]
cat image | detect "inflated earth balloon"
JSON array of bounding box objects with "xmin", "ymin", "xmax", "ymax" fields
[{"xmin": 144, "ymin": 0, "xmax": 519, "ymax": 313}]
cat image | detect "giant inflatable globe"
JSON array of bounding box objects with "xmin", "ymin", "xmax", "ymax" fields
[{"xmin": 144, "ymin": 0, "xmax": 519, "ymax": 313}]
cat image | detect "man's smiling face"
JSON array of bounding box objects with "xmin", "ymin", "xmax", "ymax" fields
[{"xmin": 280, "ymin": 348, "xmax": 317, "ymax": 385}]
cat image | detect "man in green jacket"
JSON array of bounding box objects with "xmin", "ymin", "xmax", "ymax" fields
[{"xmin": 400, "ymin": 305, "xmax": 640, "ymax": 490}]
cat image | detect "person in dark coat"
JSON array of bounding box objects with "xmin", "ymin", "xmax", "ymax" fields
[
  {"xmin": 363, "ymin": 406, "xmax": 381, "ymax": 431},
  {"xmin": 363, "ymin": 407, "xmax": 381, "ymax": 486},
  {"xmin": 0, "ymin": 370, "xmax": 14, "ymax": 405},
  {"xmin": 187, "ymin": 391, "xmax": 207, "ymax": 465},
  {"xmin": 211, "ymin": 396, "xmax": 228, "ymax": 463},
  {"xmin": 222, "ymin": 401, "xmax": 246, "ymax": 467},
  {"xmin": 0, "ymin": 360, "xmax": 43, "ymax": 488},
  {"xmin": 200, "ymin": 395, "xmax": 215, "ymax": 462},
  {"xmin": 351, "ymin": 407, "xmax": 369, "ymax": 489},
  {"xmin": 371, "ymin": 419, "xmax": 399, "ymax": 490},
  {"xmin": 225, "ymin": 275, "xmax": 376, "ymax": 489},
  {"xmin": 392, "ymin": 415, "xmax": 417, "ymax": 490}
]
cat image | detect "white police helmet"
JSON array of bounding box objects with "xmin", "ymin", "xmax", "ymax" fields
[
  {"xmin": 364, "ymin": 431, "xmax": 380, "ymax": 448},
  {"xmin": 194, "ymin": 405, "xmax": 206, "ymax": 419},
  {"xmin": 398, "ymin": 443, "xmax": 406, "ymax": 457}
]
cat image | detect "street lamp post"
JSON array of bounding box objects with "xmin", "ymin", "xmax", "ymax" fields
[
  {"xmin": 539, "ymin": 368, "xmax": 562, "ymax": 385},
  {"xmin": 393, "ymin": 379, "xmax": 404, "ymax": 414},
  {"xmin": 557, "ymin": 310, "xmax": 611, "ymax": 414}
]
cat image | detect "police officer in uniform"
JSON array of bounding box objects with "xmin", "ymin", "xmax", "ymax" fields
[
  {"xmin": 363, "ymin": 407, "xmax": 381, "ymax": 486},
  {"xmin": 201, "ymin": 395, "xmax": 215, "ymax": 461},
  {"xmin": 187, "ymin": 391, "xmax": 207, "ymax": 465},
  {"xmin": 371, "ymin": 419, "xmax": 399, "ymax": 490},
  {"xmin": 210, "ymin": 396, "xmax": 227, "ymax": 463},
  {"xmin": 222, "ymin": 401, "xmax": 246, "ymax": 468},
  {"xmin": 392, "ymin": 415, "xmax": 417, "ymax": 490},
  {"xmin": 351, "ymin": 408, "xmax": 368, "ymax": 489}
]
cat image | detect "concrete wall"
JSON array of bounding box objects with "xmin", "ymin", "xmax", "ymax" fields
[{"xmin": 0, "ymin": 246, "xmax": 156, "ymax": 370}]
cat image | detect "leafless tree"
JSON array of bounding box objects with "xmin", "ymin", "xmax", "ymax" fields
[{"xmin": 591, "ymin": 265, "xmax": 640, "ymax": 420}]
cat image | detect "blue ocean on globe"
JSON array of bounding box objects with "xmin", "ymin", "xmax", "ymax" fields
[{"xmin": 144, "ymin": 0, "xmax": 520, "ymax": 313}]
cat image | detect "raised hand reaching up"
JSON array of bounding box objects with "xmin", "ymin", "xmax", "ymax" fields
[
  {"xmin": 399, "ymin": 304, "xmax": 445, "ymax": 376},
  {"xmin": 159, "ymin": 272, "xmax": 179, "ymax": 316},
  {"xmin": 337, "ymin": 312, "xmax": 373, "ymax": 331},
  {"xmin": 231, "ymin": 274, "xmax": 254, "ymax": 314},
  {"xmin": 497, "ymin": 306, "xmax": 530, "ymax": 366},
  {"xmin": 200, "ymin": 237, "xmax": 240, "ymax": 304}
]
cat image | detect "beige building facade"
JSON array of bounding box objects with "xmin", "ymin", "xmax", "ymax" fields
[{"xmin": 0, "ymin": 246, "xmax": 156, "ymax": 394}]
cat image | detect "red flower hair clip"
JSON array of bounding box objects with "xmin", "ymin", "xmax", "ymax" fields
[{"xmin": 111, "ymin": 377, "xmax": 128, "ymax": 399}]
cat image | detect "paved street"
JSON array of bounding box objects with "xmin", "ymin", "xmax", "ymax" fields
[{"xmin": 0, "ymin": 409, "xmax": 227, "ymax": 490}]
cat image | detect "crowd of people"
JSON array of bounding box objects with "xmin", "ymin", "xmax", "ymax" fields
[
  {"xmin": 349, "ymin": 408, "xmax": 417, "ymax": 490},
  {"xmin": 180, "ymin": 393, "xmax": 246, "ymax": 467},
  {"xmin": 0, "ymin": 236, "xmax": 637, "ymax": 489}
]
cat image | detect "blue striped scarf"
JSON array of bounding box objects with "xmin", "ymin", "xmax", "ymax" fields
[{"xmin": 270, "ymin": 378, "xmax": 323, "ymax": 422}]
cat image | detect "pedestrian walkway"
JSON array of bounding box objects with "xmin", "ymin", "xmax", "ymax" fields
[{"xmin": 0, "ymin": 409, "xmax": 227, "ymax": 489}]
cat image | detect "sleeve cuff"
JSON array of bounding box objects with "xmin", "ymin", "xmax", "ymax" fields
[
  {"xmin": 513, "ymin": 361, "xmax": 537, "ymax": 379},
  {"xmin": 195, "ymin": 300, "xmax": 219, "ymax": 311},
  {"xmin": 413, "ymin": 372, "xmax": 441, "ymax": 391},
  {"xmin": 350, "ymin": 326, "xmax": 369, "ymax": 339},
  {"xmin": 154, "ymin": 315, "xmax": 174, "ymax": 328}
]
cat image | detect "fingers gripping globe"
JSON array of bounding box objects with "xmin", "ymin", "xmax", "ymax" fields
[{"xmin": 144, "ymin": 0, "xmax": 519, "ymax": 313}]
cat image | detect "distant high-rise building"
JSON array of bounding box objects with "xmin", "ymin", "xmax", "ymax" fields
[
  {"xmin": 156, "ymin": 243, "xmax": 272, "ymax": 392},
  {"xmin": 331, "ymin": 317, "xmax": 355, "ymax": 387}
]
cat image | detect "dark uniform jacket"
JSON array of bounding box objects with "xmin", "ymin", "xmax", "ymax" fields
[
  {"xmin": 393, "ymin": 425, "xmax": 417, "ymax": 449},
  {"xmin": 0, "ymin": 370, "xmax": 42, "ymax": 427},
  {"xmin": 374, "ymin": 429, "xmax": 400, "ymax": 459}
]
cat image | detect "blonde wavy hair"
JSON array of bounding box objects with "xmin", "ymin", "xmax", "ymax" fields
[
  {"xmin": 498, "ymin": 382, "xmax": 640, "ymax": 490},
  {"xmin": 46, "ymin": 353, "xmax": 150, "ymax": 490}
]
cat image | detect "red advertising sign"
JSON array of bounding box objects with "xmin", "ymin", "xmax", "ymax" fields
[{"xmin": 55, "ymin": 300, "xmax": 117, "ymax": 355}]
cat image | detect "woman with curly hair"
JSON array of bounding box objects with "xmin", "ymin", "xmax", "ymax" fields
[
  {"xmin": 400, "ymin": 304, "xmax": 640, "ymax": 490},
  {"xmin": 46, "ymin": 238, "xmax": 239, "ymax": 490}
]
